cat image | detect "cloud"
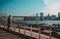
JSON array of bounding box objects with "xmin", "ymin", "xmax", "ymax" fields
[
  {"xmin": 43, "ymin": 0, "xmax": 48, "ymax": 5},
  {"xmin": 43, "ymin": 0, "xmax": 60, "ymax": 16}
]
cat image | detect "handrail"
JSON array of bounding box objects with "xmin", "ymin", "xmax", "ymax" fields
[{"xmin": 0, "ymin": 23, "xmax": 60, "ymax": 39}]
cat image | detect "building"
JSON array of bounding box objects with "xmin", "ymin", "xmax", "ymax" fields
[
  {"xmin": 58, "ymin": 12, "xmax": 60, "ymax": 18},
  {"xmin": 36, "ymin": 13, "xmax": 39, "ymax": 20},
  {"xmin": 24, "ymin": 16, "xmax": 36, "ymax": 20},
  {"xmin": 40, "ymin": 12, "xmax": 44, "ymax": 20},
  {"xmin": 51, "ymin": 15, "xmax": 57, "ymax": 19},
  {"xmin": 13, "ymin": 16, "xmax": 24, "ymax": 21},
  {"xmin": 47, "ymin": 14, "xmax": 51, "ymax": 20}
]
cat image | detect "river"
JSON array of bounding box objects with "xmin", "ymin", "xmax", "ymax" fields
[{"xmin": 23, "ymin": 20, "xmax": 60, "ymax": 25}]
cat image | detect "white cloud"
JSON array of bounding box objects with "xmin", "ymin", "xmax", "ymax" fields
[
  {"xmin": 43, "ymin": 0, "xmax": 48, "ymax": 5},
  {"xmin": 43, "ymin": 0, "xmax": 60, "ymax": 16}
]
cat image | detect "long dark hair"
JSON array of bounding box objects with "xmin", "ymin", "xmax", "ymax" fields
[{"xmin": 8, "ymin": 15, "xmax": 11, "ymax": 22}]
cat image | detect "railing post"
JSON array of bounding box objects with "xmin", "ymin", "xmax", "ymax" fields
[
  {"xmin": 39, "ymin": 26, "xmax": 41, "ymax": 39},
  {"xmin": 1, "ymin": 25, "xmax": 2, "ymax": 28},
  {"xmin": 14, "ymin": 26, "xmax": 16, "ymax": 32},
  {"xmin": 19, "ymin": 25, "xmax": 20, "ymax": 33},
  {"xmin": 31, "ymin": 26, "xmax": 32, "ymax": 37},
  {"xmin": 24, "ymin": 25, "xmax": 26, "ymax": 35},
  {"xmin": 4, "ymin": 23, "xmax": 6, "ymax": 29},
  {"xmin": 4, "ymin": 26, "xmax": 5, "ymax": 30},
  {"xmin": 10, "ymin": 26, "xmax": 12, "ymax": 31},
  {"xmin": 49, "ymin": 28, "xmax": 51, "ymax": 39},
  {"xmin": 0, "ymin": 25, "xmax": 1, "ymax": 28},
  {"xmin": 2, "ymin": 25, "xmax": 3, "ymax": 28},
  {"xmin": 4, "ymin": 26, "xmax": 5, "ymax": 29}
]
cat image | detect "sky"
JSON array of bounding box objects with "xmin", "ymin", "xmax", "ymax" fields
[{"xmin": 0, "ymin": 0, "xmax": 60, "ymax": 16}]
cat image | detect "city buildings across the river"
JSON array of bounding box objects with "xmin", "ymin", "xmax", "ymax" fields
[{"xmin": 0, "ymin": 12, "xmax": 60, "ymax": 21}]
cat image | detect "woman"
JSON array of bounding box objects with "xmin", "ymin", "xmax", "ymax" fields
[{"xmin": 7, "ymin": 15, "xmax": 12, "ymax": 30}]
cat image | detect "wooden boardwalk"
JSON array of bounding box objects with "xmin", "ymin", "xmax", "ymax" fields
[
  {"xmin": 0, "ymin": 29, "xmax": 24, "ymax": 39},
  {"xmin": 0, "ymin": 25, "xmax": 59, "ymax": 39}
]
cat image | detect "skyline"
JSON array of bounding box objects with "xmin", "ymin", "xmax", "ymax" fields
[{"xmin": 0, "ymin": 0, "xmax": 60, "ymax": 16}]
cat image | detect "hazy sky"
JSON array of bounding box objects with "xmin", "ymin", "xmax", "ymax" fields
[{"xmin": 0, "ymin": 0, "xmax": 60, "ymax": 16}]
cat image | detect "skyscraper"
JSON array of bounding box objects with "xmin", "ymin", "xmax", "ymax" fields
[
  {"xmin": 58, "ymin": 12, "xmax": 60, "ymax": 18},
  {"xmin": 35, "ymin": 13, "xmax": 39, "ymax": 24},
  {"xmin": 47, "ymin": 14, "xmax": 51, "ymax": 20},
  {"xmin": 40, "ymin": 12, "xmax": 44, "ymax": 20},
  {"xmin": 36, "ymin": 13, "xmax": 38, "ymax": 20}
]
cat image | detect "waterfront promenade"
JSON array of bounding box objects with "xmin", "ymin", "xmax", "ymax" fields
[
  {"xmin": 0, "ymin": 25, "xmax": 37, "ymax": 39},
  {"xmin": 0, "ymin": 24, "xmax": 60, "ymax": 39},
  {"xmin": 0, "ymin": 29, "xmax": 24, "ymax": 39}
]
